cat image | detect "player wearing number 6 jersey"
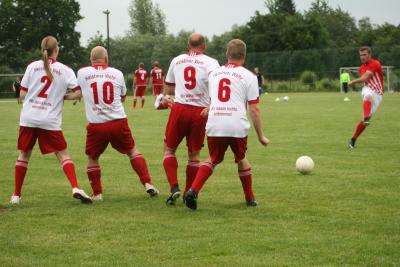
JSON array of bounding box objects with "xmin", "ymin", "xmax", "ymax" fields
[
  {"xmin": 163, "ymin": 33, "xmax": 220, "ymax": 205},
  {"xmin": 77, "ymin": 46, "xmax": 159, "ymax": 201},
  {"xmin": 184, "ymin": 39, "xmax": 270, "ymax": 210},
  {"xmin": 10, "ymin": 36, "xmax": 92, "ymax": 205}
]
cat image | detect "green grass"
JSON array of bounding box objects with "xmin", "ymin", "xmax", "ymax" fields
[{"xmin": 0, "ymin": 92, "xmax": 399, "ymax": 266}]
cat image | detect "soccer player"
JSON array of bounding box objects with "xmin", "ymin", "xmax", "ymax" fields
[
  {"xmin": 150, "ymin": 61, "xmax": 164, "ymax": 97},
  {"xmin": 12, "ymin": 76, "xmax": 22, "ymax": 104},
  {"xmin": 77, "ymin": 46, "xmax": 159, "ymax": 201},
  {"xmin": 184, "ymin": 39, "xmax": 269, "ymax": 210},
  {"xmin": 131, "ymin": 63, "xmax": 147, "ymax": 109},
  {"xmin": 340, "ymin": 69, "xmax": 350, "ymax": 94},
  {"xmin": 348, "ymin": 47, "xmax": 384, "ymax": 149},
  {"xmin": 10, "ymin": 36, "xmax": 92, "ymax": 204},
  {"xmin": 163, "ymin": 33, "xmax": 220, "ymax": 205}
]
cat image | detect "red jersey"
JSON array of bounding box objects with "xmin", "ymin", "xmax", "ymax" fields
[
  {"xmin": 359, "ymin": 59, "xmax": 384, "ymax": 95},
  {"xmin": 134, "ymin": 69, "xmax": 147, "ymax": 86},
  {"xmin": 150, "ymin": 67, "xmax": 164, "ymax": 85}
]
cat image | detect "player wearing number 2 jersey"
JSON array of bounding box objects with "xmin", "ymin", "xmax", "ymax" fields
[
  {"xmin": 10, "ymin": 36, "xmax": 92, "ymax": 205},
  {"xmin": 184, "ymin": 39, "xmax": 270, "ymax": 210},
  {"xmin": 163, "ymin": 33, "xmax": 220, "ymax": 205},
  {"xmin": 77, "ymin": 46, "xmax": 159, "ymax": 201}
]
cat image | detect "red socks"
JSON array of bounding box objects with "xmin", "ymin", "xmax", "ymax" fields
[
  {"xmin": 130, "ymin": 154, "xmax": 151, "ymax": 185},
  {"xmin": 14, "ymin": 160, "xmax": 28, "ymax": 196},
  {"xmin": 141, "ymin": 98, "xmax": 145, "ymax": 108},
  {"xmin": 353, "ymin": 121, "xmax": 367, "ymax": 140},
  {"xmin": 133, "ymin": 99, "xmax": 137, "ymax": 109},
  {"xmin": 163, "ymin": 154, "xmax": 178, "ymax": 190},
  {"xmin": 191, "ymin": 162, "xmax": 214, "ymax": 193},
  {"xmin": 87, "ymin": 165, "xmax": 102, "ymax": 195},
  {"xmin": 61, "ymin": 159, "xmax": 79, "ymax": 188},
  {"xmin": 363, "ymin": 100, "xmax": 372, "ymax": 119},
  {"xmin": 185, "ymin": 160, "xmax": 200, "ymax": 194},
  {"xmin": 239, "ymin": 168, "xmax": 255, "ymax": 201}
]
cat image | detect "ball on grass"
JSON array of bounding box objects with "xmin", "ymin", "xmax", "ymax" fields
[{"xmin": 296, "ymin": 156, "xmax": 314, "ymax": 175}]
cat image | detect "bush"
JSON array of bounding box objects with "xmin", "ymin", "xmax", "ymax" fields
[
  {"xmin": 318, "ymin": 78, "xmax": 339, "ymax": 91},
  {"xmin": 300, "ymin": 71, "xmax": 317, "ymax": 88},
  {"xmin": 0, "ymin": 65, "xmax": 16, "ymax": 98}
]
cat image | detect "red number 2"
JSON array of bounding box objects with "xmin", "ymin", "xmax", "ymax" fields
[
  {"xmin": 184, "ymin": 66, "xmax": 196, "ymax": 90},
  {"xmin": 90, "ymin": 82, "xmax": 114, "ymax": 105},
  {"xmin": 218, "ymin": 78, "xmax": 231, "ymax": 102},
  {"xmin": 38, "ymin": 76, "xmax": 52, "ymax": 98}
]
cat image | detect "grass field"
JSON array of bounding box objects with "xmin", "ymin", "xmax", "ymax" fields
[{"xmin": 0, "ymin": 92, "xmax": 399, "ymax": 266}]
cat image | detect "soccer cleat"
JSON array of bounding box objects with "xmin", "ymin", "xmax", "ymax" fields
[
  {"xmin": 145, "ymin": 183, "xmax": 159, "ymax": 197},
  {"xmin": 72, "ymin": 188, "xmax": 92, "ymax": 204},
  {"xmin": 348, "ymin": 137, "xmax": 356, "ymax": 149},
  {"xmin": 246, "ymin": 199, "xmax": 258, "ymax": 207},
  {"xmin": 184, "ymin": 188, "xmax": 198, "ymax": 210},
  {"xmin": 363, "ymin": 116, "xmax": 371, "ymax": 126},
  {"xmin": 91, "ymin": 193, "xmax": 103, "ymax": 201},
  {"xmin": 166, "ymin": 185, "xmax": 181, "ymax": 205},
  {"xmin": 10, "ymin": 195, "xmax": 21, "ymax": 204}
]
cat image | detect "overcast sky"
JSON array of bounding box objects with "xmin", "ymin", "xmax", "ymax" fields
[{"xmin": 76, "ymin": 0, "xmax": 400, "ymax": 45}]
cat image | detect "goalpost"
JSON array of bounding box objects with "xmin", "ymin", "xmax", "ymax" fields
[{"xmin": 339, "ymin": 66, "xmax": 395, "ymax": 93}]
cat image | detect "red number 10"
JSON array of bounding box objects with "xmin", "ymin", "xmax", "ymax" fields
[{"xmin": 90, "ymin": 81, "xmax": 114, "ymax": 104}]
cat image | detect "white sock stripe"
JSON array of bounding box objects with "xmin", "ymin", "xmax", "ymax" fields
[
  {"xmin": 131, "ymin": 154, "xmax": 144, "ymax": 160},
  {"xmin": 202, "ymin": 162, "xmax": 215, "ymax": 170},
  {"xmin": 61, "ymin": 159, "xmax": 73, "ymax": 167},
  {"xmin": 163, "ymin": 154, "xmax": 176, "ymax": 160},
  {"xmin": 16, "ymin": 161, "xmax": 28, "ymax": 168},
  {"xmin": 239, "ymin": 170, "xmax": 252, "ymax": 177},
  {"xmin": 87, "ymin": 167, "xmax": 100, "ymax": 172},
  {"xmin": 187, "ymin": 161, "xmax": 200, "ymax": 167}
]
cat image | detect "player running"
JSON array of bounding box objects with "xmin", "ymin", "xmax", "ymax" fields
[
  {"xmin": 131, "ymin": 63, "xmax": 148, "ymax": 109},
  {"xmin": 348, "ymin": 47, "xmax": 384, "ymax": 149},
  {"xmin": 162, "ymin": 33, "xmax": 220, "ymax": 205},
  {"xmin": 77, "ymin": 46, "xmax": 159, "ymax": 201},
  {"xmin": 150, "ymin": 61, "xmax": 164, "ymax": 97},
  {"xmin": 10, "ymin": 36, "xmax": 92, "ymax": 204},
  {"xmin": 184, "ymin": 39, "xmax": 269, "ymax": 210}
]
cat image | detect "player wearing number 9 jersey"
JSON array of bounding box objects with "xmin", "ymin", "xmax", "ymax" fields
[
  {"xmin": 163, "ymin": 33, "xmax": 220, "ymax": 205},
  {"xmin": 77, "ymin": 46, "xmax": 159, "ymax": 201},
  {"xmin": 184, "ymin": 39, "xmax": 270, "ymax": 210},
  {"xmin": 10, "ymin": 36, "xmax": 92, "ymax": 205}
]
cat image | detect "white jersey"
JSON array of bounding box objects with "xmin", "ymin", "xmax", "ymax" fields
[
  {"xmin": 165, "ymin": 51, "xmax": 219, "ymax": 107},
  {"xmin": 206, "ymin": 63, "xmax": 260, "ymax": 138},
  {"xmin": 77, "ymin": 64, "xmax": 127, "ymax": 124},
  {"xmin": 20, "ymin": 59, "xmax": 79, "ymax": 130}
]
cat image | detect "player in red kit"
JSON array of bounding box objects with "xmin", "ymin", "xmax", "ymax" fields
[
  {"xmin": 184, "ymin": 39, "xmax": 269, "ymax": 210},
  {"xmin": 78, "ymin": 47, "xmax": 159, "ymax": 201},
  {"xmin": 150, "ymin": 61, "xmax": 164, "ymax": 97},
  {"xmin": 162, "ymin": 33, "xmax": 220, "ymax": 205},
  {"xmin": 131, "ymin": 63, "xmax": 148, "ymax": 109},
  {"xmin": 10, "ymin": 36, "xmax": 92, "ymax": 204},
  {"xmin": 348, "ymin": 47, "xmax": 384, "ymax": 149}
]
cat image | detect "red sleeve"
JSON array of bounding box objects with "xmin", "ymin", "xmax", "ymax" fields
[
  {"xmin": 20, "ymin": 86, "xmax": 28, "ymax": 92},
  {"xmin": 248, "ymin": 97, "xmax": 259, "ymax": 105},
  {"xmin": 367, "ymin": 61, "xmax": 381, "ymax": 73},
  {"xmin": 72, "ymin": 86, "xmax": 81, "ymax": 92}
]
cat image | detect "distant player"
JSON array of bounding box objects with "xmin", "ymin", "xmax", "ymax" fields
[
  {"xmin": 163, "ymin": 33, "xmax": 220, "ymax": 205},
  {"xmin": 131, "ymin": 63, "xmax": 147, "ymax": 109},
  {"xmin": 254, "ymin": 67, "xmax": 265, "ymax": 95},
  {"xmin": 150, "ymin": 61, "xmax": 164, "ymax": 97},
  {"xmin": 12, "ymin": 76, "xmax": 22, "ymax": 104},
  {"xmin": 184, "ymin": 39, "xmax": 269, "ymax": 210},
  {"xmin": 10, "ymin": 36, "xmax": 92, "ymax": 204},
  {"xmin": 340, "ymin": 69, "xmax": 350, "ymax": 94},
  {"xmin": 78, "ymin": 46, "xmax": 159, "ymax": 201},
  {"xmin": 348, "ymin": 47, "xmax": 384, "ymax": 149}
]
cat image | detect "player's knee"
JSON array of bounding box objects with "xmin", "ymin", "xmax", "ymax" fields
[{"xmin": 188, "ymin": 150, "xmax": 200, "ymax": 161}]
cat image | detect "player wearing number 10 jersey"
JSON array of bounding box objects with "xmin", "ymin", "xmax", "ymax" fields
[
  {"xmin": 163, "ymin": 33, "xmax": 220, "ymax": 205},
  {"xmin": 11, "ymin": 36, "xmax": 92, "ymax": 205},
  {"xmin": 184, "ymin": 39, "xmax": 270, "ymax": 210},
  {"xmin": 77, "ymin": 46, "xmax": 159, "ymax": 201}
]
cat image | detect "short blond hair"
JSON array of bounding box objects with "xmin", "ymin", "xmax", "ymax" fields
[{"xmin": 226, "ymin": 39, "xmax": 246, "ymax": 60}]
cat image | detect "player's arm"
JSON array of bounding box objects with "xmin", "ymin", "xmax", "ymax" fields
[
  {"xmin": 19, "ymin": 89, "xmax": 27, "ymax": 100},
  {"xmin": 349, "ymin": 71, "xmax": 373, "ymax": 86},
  {"xmin": 249, "ymin": 103, "xmax": 269, "ymax": 146},
  {"xmin": 64, "ymin": 88, "xmax": 82, "ymax": 100}
]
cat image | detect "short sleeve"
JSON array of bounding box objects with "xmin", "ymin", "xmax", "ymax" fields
[
  {"xmin": 20, "ymin": 64, "xmax": 32, "ymax": 91},
  {"xmin": 120, "ymin": 72, "xmax": 127, "ymax": 96},
  {"xmin": 207, "ymin": 59, "xmax": 220, "ymax": 75},
  {"xmin": 367, "ymin": 61, "xmax": 381, "ymax": 73},
  {"xmin": 165, "ymin": 59, "xmax": 176, "ymax": 86},
  {"xmin": 247, "ymin": 74, "xmax": 260, "ymax": 105}
]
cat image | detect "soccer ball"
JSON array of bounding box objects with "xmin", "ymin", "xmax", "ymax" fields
[
  {"xmin": 282, "ymin": 96, "xmax": 289, "ymax": 101},
  {"xmin": 296, "ymin": 156, "xmax": 314, "ymax": 175}
]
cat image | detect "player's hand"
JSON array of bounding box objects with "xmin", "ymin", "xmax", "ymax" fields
[
  {"xmin": 161, "ymin": 95, "xmax": 174, "ymax": 107},
  {"xmin": 348, "ymin": 81, "xmax": 354, "ymax": 86},
  {"xmin": 259, "ymin": 136, "xmax": 270, "ymax": 146},
  {"xmin": 200, "ymin": 107, "xmax": 209, "ymax": 118}
]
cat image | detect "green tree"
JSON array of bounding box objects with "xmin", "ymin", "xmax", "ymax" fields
[
  {"xmin": 128, "ymin": 0, "xmax": 167, "ymax": 36},
  {"xmin": 265, "ymin": 0, "xmax": 296, "ymax": 15}
]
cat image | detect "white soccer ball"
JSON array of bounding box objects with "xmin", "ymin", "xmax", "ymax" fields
[
  {"xmin": 296, "ymin": 156, "xmax": 314, "ymax": 175},
  {"xmin": 282, "ymin": 96, "xmax": 289, "ymax": 101}
]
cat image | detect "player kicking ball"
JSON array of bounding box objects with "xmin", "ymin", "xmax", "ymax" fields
[
  {"xmin": 184, "ymin": 39, "xmax": 269, "ymax": 210},
  {"xmin": 348, "ymin": 47, "xmax": 384, "ymax": 149},
  {"xmin": 77, "ymin": 46, "xmax": 159, "ymax": 201},
  {"xmin": 10, "ymin": 36, "xmax": 92, "ymax": 204}
]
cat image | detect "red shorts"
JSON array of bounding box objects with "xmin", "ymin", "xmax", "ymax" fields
[
  {"xmin": 135, "ymin": 86, "xmax": 147, "ymax": 97},
  {"xmin": 207, "ymin": 136, "xmax": 248, "ymax": 165},
  {"xmin": 164, "ymin": 103, "xmax": 207, "ymax": 153},
  {"xmin": 86, "ymin": 118, "xmax": 135, "ymax": 159},
  {"xmin": 152, "ymin": 85, "xmax": 164, "ymax": 95},
  {"xmin": 18, "ymin": 126, "xmax": 67, "ymax": 154}
]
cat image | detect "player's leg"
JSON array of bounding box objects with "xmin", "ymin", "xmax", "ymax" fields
[
  {"xmin": 184, "ymin": 151, "xmax": 201, "ymax": 196},
  {"xmin": 141, "ymin": 95, "xmax": 146, "ymax": 109},
  {"xmin": 131, "ymin": 86, "xmax": 138, "ymax": 110},
  {"xmin": 87, "ymin": 157, "xmax": 103, "ymax": 201}
]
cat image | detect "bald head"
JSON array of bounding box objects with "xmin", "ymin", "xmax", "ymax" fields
[
  {"xmin": 188, "ymin": 33, "xmax": 206, "ymax": 51},
  {"xmin": 90, "ymin": 46, "xmax": 108, "ymax": 64}
]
